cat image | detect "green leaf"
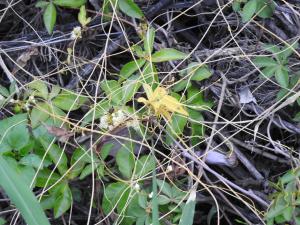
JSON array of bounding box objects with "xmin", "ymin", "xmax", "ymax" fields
[
  {"xmin": 241, "ymin": 0, "xmax": 257, "ymax": 22},
  {"xmin": 39, "ymin": 138, "xmax": 68, "ymax": 175},
  {"xmin": 172, "ymin": 79, "xmax": 191, "ymax": 92},
  {"xmin": 116, "ymin": 143, "xmax": 135, "ymax": 178},
  {"xmin": 122, "ymin": 75, "xmax": 142, "ymax": 103},
  {"xmin": 142, "ymin": 62, "xmax": 159, "ymax": 88},
  {"xmin": 79, "ymin": 162, "xmax": 100, "ymax": 180},
  {"xmin": 0, "ymin": 156, "xmax": 51, "ymax": 225},
  {"xmin": 0, "ymin": 218, "xmax": 6, "ymax": 225},
  {"xmin": 6, "ymin": 119, "xmax": 30, "ymax": 151},
  {"xmin": 275, "ymin": 66, "xmax": 289, "ymax": 88},
  {"xmin": 68, "ymin": 148, "xmax": 88, "ymax": 179},
  {"xmin": 120, "ymin": 59, "xmax": 146, "ymax": 81},
  {"xmin": 279, "ymin": 41, "xmax": 299, "ymax": 60},
  {"xmin": 156, "ymin": 180, "xmax": 173, "ymax": 198},
  {"xmin": 232, "ymin": 1, "xmax": 241, "ymax": 12},
  {"xmin": 257, "ymin": 0, "xmax": 275, "ymax": 19},
  {"xmin": 151, "ymin": 48, "xmax": 188, "ymax": 62},
  {"xmin": 185, "ymin": 63, "xmax": 212, "ymax": 81},
  {"xmin": 144, "ymin": 27, "xmax": 155, "ymax": 55},
  {"xmin": 35, "ymin": 1, "xmax": 49, "ymax": 9},
  {"xmin": 260, "ymin": 66, "xmax": 277, "ymax": 78},
  {"xmin": 20, "ymin": 154, "xmax": 46, "ymax": 169},
  {"xmin": 30, "ymin": 103, "xmax": 50, "ymax": 128},
  {"xmin": 187, "ymin": 85, "xmax": 213, "ymax": 109},
  {"xmin": 78, "ymin": 5, "xmax": 91, "ymax": 26},
  {"xmin": 179, "ymin": 189, "xmax": 196, "ymax": 225},
  {"xmin": 43, "ymin": 2, "xmax": 57, "ymax": 34},
  {"xmin": 118, "ymin": 0, "xmax": 144, "ymax": 19},
  {"xmin": 0, "ymin": 84, "xmax": 9, "ymax": 97},
  {"xmin": 102, "ymin": 182, "xmax": 130, "ymax": 215},
  {"xmin": 100, "ymin": 80, "xmax": 123, "ymax": 105},
  {"xmin": 81, "ymin": 99, "xmax": 110, "ymax": 126},
  {"xmin": 189, "ymin": 109, "xmax": 205, "ymax": 146},
  {"xmin": 253, "ymin": 57, "xmax": 278, "ymax": 67},
  {"xmin": 102, "ymin": 0, "xmax": 117, "ymax": 21},
  {"xmin": 53, "ymin": 0, "xmax": 86, "ymax": 8},
  {"xmin": 28, "ymin": 80, "xmax": 49, "ymax": 100},
  {"xmin": 48, "ymin": 85, "xmax": 61, "ymax": 100},
  {"xmin": 135, "ymin": 155, "xmax": 156, "ymax": 178},
  {"xmin": 36, "ymin": 169, "xmax": 61, "ymax": 188},
  {"xmin": 53, "ymin": 183, "xmax": 72, "ymax": 218},
  {"xmin": 53, "ymin": 90, "xmax": 87, "ymax": 111}
]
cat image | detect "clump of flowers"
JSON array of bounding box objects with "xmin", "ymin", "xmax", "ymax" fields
[{"xmin": 99, "ymin": 109, "xmax": 140, "ymax": 131}]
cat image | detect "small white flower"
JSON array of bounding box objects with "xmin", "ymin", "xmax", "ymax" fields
[
  {"xmin": 148, "ymin": 192, "xmax": 153, "ymax": 199},
  {"xmin": 133, "ymin": 183, "xmax": 140, "ymax": 192},
  {"xmin": 71, "ymin": 26, "xmax": 82, "ymax": 40},
  {"xmin": 112, "ymin": 110, "xmax": 127, "ymax": 126},
  {"xmin": 0, "ymin": 95, "xmax": 4, "ymax": 101},
  {"xmin": 23, "ymin": 103, "xmax": 30, "ymax": 111},
  {"xmin": 99, "ymin": 114, "xmax": 109, "ymax": 129},
  {"xmin": 9, "ymin": 99, "xmax": 15, "ymax": 103},
  {"xmin": 166, "ymin": 165, "xmax": 173, "ymax": 172}
]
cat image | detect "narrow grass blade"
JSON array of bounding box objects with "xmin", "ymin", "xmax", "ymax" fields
[
  {"xmin": 179, "ymin": 188, "xmax": 197, "ymax": 225},
  {"xmin": 0, "ymin": 156, "xmax": 50, "ymax": 225}
]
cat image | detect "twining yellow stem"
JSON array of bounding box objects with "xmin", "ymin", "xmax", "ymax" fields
[{"xmin": 138, "ymin": 84, "xmax": 188, "ymax": 121}]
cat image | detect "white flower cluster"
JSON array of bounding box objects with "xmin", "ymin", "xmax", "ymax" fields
[
  {"xmin": 99, "ymin": 109, "xmax": 140, "ymax": 131},
  {"xmin": 70, "ymin": 26, "xmax": 82, "ymax": 40}
]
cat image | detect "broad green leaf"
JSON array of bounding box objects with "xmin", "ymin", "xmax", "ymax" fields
[
  {"xmin": 30, "ymin": 103, "xmax": 50, "ymax": 128},
  {"xmin": 127, "ymin": 194, "xmax": 146, "ymax": 218},
  {"xmin": 122, "ymin": 75, "xmax": 142, "ymax": 103},
  {"xmin": 6, "ymin": 119, "xmax": 30, "ymax": 151},
  {"xmin": 0, "ymin": 84, "xmax": 9, "ymax": 97},
  {"xmin": 157, "ymin": 195, "xmax": 171, "ymax": 205},
  {"xmin": 68, "ymin": 148, "xmax": 88, "ymax": 179},
  {"xmin": 260, "ymin": 66, "xmax": 277, "ymax": 78},
  {"xmin": 189, "ymin": 109, "xmax": 205, "ymax": 146},
  {"xmin": 156, "ymin": 179, "xmax": 173, "ymax": 198},
  {"xmin": 78, "ymin": 5, "xmax": 91, "ymax": 26},
  {"xmin": 172, "ymin": 79, "xmax": 191, "ymax": 92},
  {"xmin": 144, "ymin": 27, "xmax": 155, "ymax": 55},
  {"xmin": 79, "ymin": 162, "xmax": 100, "ymax": 180},
  {"xmin": 135, "ymin": 155, "xmax": 156, "ymax": 178},
  {"xmin": 0, "ymin": 156, "xmax": 50, "ymax": 225},
  {"xmin": 28, "ymin": 80, "xmax": 49, "ymax": 100},
  {"xmin": 257, "ymin": 0, "xmax": 275, "ymax": 19},
  {"xmin": 241, "ymin": 0, "xmax": 257, "ymax": 22},
  {"xmin": 185, "ymin": 63, "xmax": 212, "ymax": 81},
  {"xmin": 151, "ymin": 48, "xmax": 188, "ymax": 62},
  {"xmin": 142, "ymin": 62, "xmax": 159, "ymax": 88},
  {"xmin": 100, "ymin": 80, "xmax": 123, "ymax": 105},
  {"xmin": 53, "ymin": 183, "xmax": 72, "ymax": 218},
  {"xmin": 36, "ymin": 169, "xmax": 61, "ymax": 188},
  {"xmin": 119, "ymin": 59, "xmax": 146, "ymax": 81},
  {"xmin": 279, "ymin": 41, "xmax": 299, "ymax": 60},
  {"xmin": 39, "ymin": 138, "xmax": 68, "ymax": 175},
  {"xmin": 53, "ymin": 0, "xmax": 86, "ymax": 8},
  {"xmin": 48, "ymin": 85, "xmax": 61, "ymax": 100},
  {"xmin": 116, "ymin": 143, "xmax": 135, "ymax": 178},
  {"xmin": 0, "ymin": 114, "xmax": 28, "ymax": 153},
  {"xmin": 275, "ymin": 66, "xmax": 289, "ymax": 88},
  {"xmin": 118, "ymin": 0, "xmax": 144, "ymax": 19},
  {"xmin": 81, "ymin": 99, "xmax": 110, "ymax": 126},
  {"xmin": 35, "ymin": 1, "xmax": 49, "ymax": 8},
  {"xmin": 179, "ymin": 189, "xmax": 196, "ymax": 225},
  {"xmin": 53, "ymin": 90, "xmax": 87, "ymax": 111},
  {"xmin": 253, "ymin": 57, "xmax": 278, "ymax": 67},
  {"xmin": 187, "ymin": 85, "xmax": 213, "ymax": 109},
  {"xmin": 102, "ymin": 182, "xmax": 130, "ymax": 215},
  {"xmin": 0, "ymin": 218, "xmax": 5, "ymax": 225},
  {"xmin": 232, "ymin": 1, "xmax": 241, "ymax": 12},
  {"xmin": 20, "ymin": 154, "xmax": 46, "ymax": 169},
  {"xmin": 100, "ymin": 143, "xmax": 114, "ymax": 160},
  {"xmin": 43, "ymin": 3, "xmax": 57, "ymax": 34},
  {"xmin": 266, "ymin": 195, "xmax": 287, "ymax": 219}
]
